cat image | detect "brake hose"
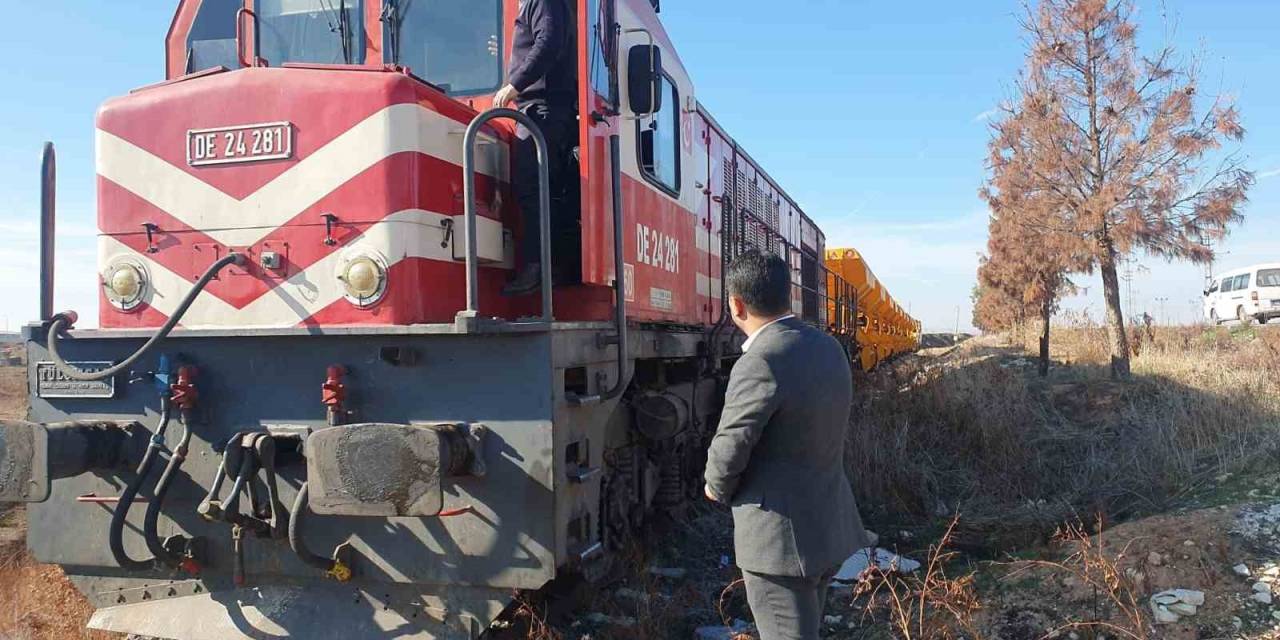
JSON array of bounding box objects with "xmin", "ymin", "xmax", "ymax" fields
[
  {"xmin": 143, "ymin": 411, "xmax": 195, "ymax": 572},
  {"xmin": 47, "ymin": 252, "xmax": 245, "ymax": 382},
  {"xmin": 289, "ymin": 482, "xmax": 351, "ymax": 581},
  {"xmin": 109, "ymin": 398, "xmax": 172, "ymax": 571}
]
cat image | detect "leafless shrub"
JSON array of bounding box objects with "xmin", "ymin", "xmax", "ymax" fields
[
  {"xmin": 853, "ymin": 518, "xmax": 982, "ymax": 640},
  {"xmin": 509, "ymin": 592, "xmax": 561, "ymax": 640},
  {"xmin": 1003, "ymin": 518, "xmax": 1150, "ymax": 640}
]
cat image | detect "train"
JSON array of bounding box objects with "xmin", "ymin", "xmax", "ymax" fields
[
  {"xmin": 0, "ymin": 1, "xmax": 919, "ymax": 638},
  {"xmin": 825, "ymin": 248, "xmax": 922, "ymax": 371}
]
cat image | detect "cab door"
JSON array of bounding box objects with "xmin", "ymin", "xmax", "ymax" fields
[
  {"xmin": 579, "ymin": 0, "xmax": 621, "ymax": 289},
  {"xmin": 613, "ymin": 1, "xmax": 699, "ymax": 324}
]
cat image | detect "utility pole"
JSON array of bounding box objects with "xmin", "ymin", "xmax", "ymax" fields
[
  {"xmin": 1119, "ymin": 257, "xmax": 1149, "ymax": 323},
  {"xmin": 1155, "ymin": 297, "xmax": 1168, "ymax": 326},
  {"xmin": 954, "ymin": 305, "xmax": 960, "ymax": 343}
]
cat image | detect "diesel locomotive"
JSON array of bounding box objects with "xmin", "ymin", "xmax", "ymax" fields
[{"xmin": 0, "ymin": 1, "xmax": 918, "ymax": 638}]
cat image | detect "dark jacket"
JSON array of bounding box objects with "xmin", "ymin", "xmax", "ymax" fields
[
  {"xmin": 508, "ymin": 0, "xmax": 576, "ymax": 106},
  {"xmin": 705, "ymin": 318, "xmax": 870, "ymax": 577}
]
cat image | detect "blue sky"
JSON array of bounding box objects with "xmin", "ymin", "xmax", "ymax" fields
[{"xmin": 0, "ymin": 1, "xmax": 1276, "ymax": 332}]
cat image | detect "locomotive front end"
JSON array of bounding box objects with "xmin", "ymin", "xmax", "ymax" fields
[{"xmin": 96, "ymin": 63, "xmax": 513, "ymax": 330}]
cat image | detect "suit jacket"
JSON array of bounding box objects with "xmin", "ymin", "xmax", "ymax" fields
[{"xmin": 704, "ymin": 317, "xmax": 869, "ymax": 577}]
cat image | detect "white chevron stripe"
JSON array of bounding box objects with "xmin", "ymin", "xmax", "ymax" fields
[
  {"xmin": 96, "ymin": 103, "xmax": 508, "ymax": 248},
  {"xmin": 99, "ymin": 209, "xmax": 509, "ymax": 328},
  {"xmin": 694, "ymin": 229, "xmax": 723, "ymax": 257},
  {"xmin": 695, "ymin": 273, "xmax": 722, "ymax": 299}
]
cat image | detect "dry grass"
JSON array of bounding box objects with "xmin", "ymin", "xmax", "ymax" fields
[
  {"xmin": 0, "ymin": 546, "xmax": 112, "ymax": 640},
  {"xmin": 848, "ymin": 324, "xmax": 1280, "ymax": 548},
  {"xmin": 1003, "ymin": 519, "xmax": 1151, "ymax": 640},
  {"xmin": 853, "ymin": 518, "xmax": 983, "ymax": 640}
]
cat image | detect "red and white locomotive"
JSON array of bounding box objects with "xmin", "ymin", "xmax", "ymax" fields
[{"xmin": 1, "ymin": 1, "xmax": 867, "ymax": 638}]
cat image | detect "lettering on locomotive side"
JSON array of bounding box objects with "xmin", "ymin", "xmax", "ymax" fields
[
  {"xmin": 187, "ymin": 122, "xmax": 294, "ymax": 167},
  {"xmin": 623, "ymin": 263, "xmax": 636, "ymax": 302},
  {"xmin": 649, "ymin": 287, "xmax": 674, "ymax": 311},
  {"xmin": 35, "ymin": 362, "xmax": 117, "ymax": 399},
  {"xmin": 635, "ymin": 223, "xmax": 680, "ymax": 274}
]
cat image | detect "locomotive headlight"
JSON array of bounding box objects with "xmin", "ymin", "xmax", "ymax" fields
[
  {"xmin": 102, "ymin": 259, "xmax": 148, "ymax": 311},
  {"xmin": 337, "ymin": 253, "xmax": 388, "ymax": 307}
]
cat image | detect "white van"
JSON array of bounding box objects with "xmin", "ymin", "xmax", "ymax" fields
[{"xmin": 1204, "ymin": 263, "xmax": 1280, "ymax": 325}]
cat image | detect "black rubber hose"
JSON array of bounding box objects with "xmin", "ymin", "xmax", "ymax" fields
[
  {"xmin": 143, "ymin": 413, "xmax": 192, "ymax": 569},
  {"xmin": 47, "ymin": 252, "xmax": 245, "ymax": 382},
  {"xmin": 109, "ymin": 398, "xmax": 172, "ymax": 571},
  {"xmin": 288, "ymin": 482, "xmax": 335, "ymax": 571}
]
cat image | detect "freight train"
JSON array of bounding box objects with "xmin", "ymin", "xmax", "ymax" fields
[
  {"xmin": 826, "ymin": 248, "xmax": 921, "ymax": 371},
  {"xmin": 0, "ymin": 1, "xmax": 919, "ymax": 638}
]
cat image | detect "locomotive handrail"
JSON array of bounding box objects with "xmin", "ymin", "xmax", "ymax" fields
[
  {"xmin": 569, "ymin": 135, "xmax": 628, "ymax": 406},
  {"xmin": 460, "ymin": 108, "xmax": 553, "ymax": 323},
  {"xmin": 235, "ymin": 8, "xmax": 264, "ymax": 68},
  {"xmin": 40, "ymin": 142, "xmax": 56, "ymax": 322}
]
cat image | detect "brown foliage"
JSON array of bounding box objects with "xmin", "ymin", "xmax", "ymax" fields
[{"xmin": 982, "ymin": 0, "xmax": 1253, "ymax": 378}]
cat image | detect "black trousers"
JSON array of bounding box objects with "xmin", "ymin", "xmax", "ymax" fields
[{"xmin": 513, "ymin": 101, "xmax": 575, "ymax": 268}]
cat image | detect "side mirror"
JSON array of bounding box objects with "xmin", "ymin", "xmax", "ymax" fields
[{"xmin": 627, "ymin": 44, "xmax": 663, "ymax": 116}]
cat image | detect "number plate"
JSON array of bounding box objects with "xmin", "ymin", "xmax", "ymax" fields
[
  {"xmin": 36, "ymin": 361, "xmax": 117, "ymax": 399},
  {"xmin": 187, "ymin": 121, "xmax": 293, "ymax": 167}
]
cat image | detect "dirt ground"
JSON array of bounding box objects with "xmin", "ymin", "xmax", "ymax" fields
[
  {"xmin": 0, "ymin": 347, "xmax": 116, "ymax": 640},
  {"xmin": 553, "ymin": 498, "xmax": 1280, "ymax": 640}
]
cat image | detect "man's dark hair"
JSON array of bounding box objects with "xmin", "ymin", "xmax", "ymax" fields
[{"xmin": 725, "ymin": 250, "xmax": 792, "ymax": 316}]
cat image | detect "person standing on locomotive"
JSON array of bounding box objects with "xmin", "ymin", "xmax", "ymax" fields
[{"xmin": 495, "ymin": 0, "xmax": 577, "ymax": 296}]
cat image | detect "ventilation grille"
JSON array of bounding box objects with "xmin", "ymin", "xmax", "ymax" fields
[{"xmin": 721, "ymin": 159, "xmax": 788, "ymax": 257}]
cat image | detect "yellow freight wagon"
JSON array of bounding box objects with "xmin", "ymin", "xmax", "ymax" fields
[{"xmin": 824, "ymin": 248, "xmax": 921, "ymax": 371}]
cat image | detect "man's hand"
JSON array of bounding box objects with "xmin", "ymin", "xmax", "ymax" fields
[
  {"xmin": 493, "ymin": 84, "xmax": 520, "ymax": 109},
  {"xmin": 704, "ymin": 484, "xmax": 720, "ymax": 503}
]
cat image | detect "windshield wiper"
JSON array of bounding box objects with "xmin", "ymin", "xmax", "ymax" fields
[{"xmin": 321, "ymin": 0, "xmax": 353, "ymax": 63}]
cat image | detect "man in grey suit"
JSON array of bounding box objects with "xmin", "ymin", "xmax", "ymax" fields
[{"xmin": 704, "ymin": 250, "xmax": 869, "ymax": 640}]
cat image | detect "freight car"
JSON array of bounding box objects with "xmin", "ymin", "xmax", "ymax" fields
[
  {"xmin": 0, "ymin": 1, "xmax": 913, "ymax": 638},
  {"xmin": 826, "ymin": 248, "xmax": 921, "ymax": 370}
]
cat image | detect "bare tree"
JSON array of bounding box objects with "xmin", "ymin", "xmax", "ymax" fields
[{"xmin": 986, "ymin": 0, "xmax": 1253, "ymax": 378}]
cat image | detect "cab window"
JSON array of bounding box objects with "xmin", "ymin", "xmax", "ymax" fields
[
  {"xmin": 1237, "ymin": 274, "xmax": 1252, "ymax": 290},
  {"xmin": 638, "ymin": 74, "xmax": 680, "ymax": 194},
  {"xmin": 258, "ymin": 0, "xmax": 366, "ymax": 65},
  {"xmin": 187, "ymin": 0, "xmax": 242, "ymax": 72},
  {"xmin": 1259, "ymin": 269, "xmax": 1280, "ymax": 288},
  {"xmin": 386, "ymin": 0, "xmax": 503, "ymax": 95},
  {"xmin": 587, "ymin": 0, "xmax": 616, "ymax": 102}
]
